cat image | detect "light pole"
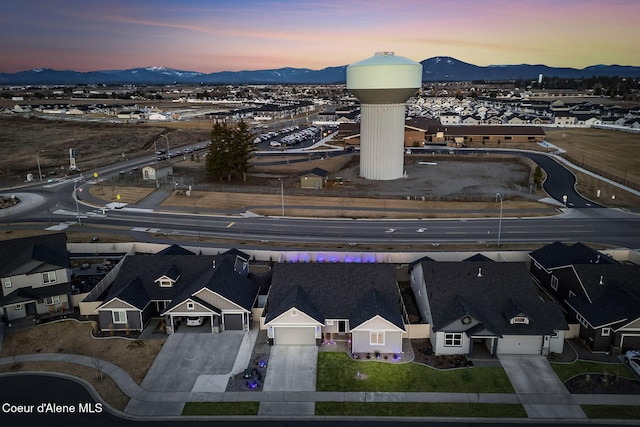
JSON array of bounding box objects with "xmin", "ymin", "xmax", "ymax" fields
[
  {"xmin": 153, "ymin": 140, "xmax": 160, "ymax": 188},
  {"xmin": 496, "ymin": 193, "xmax": 503, "ymax": 247},
  {"xmin": 161, "ymin": 134, "xmax": 169, "ymax": 156},
  {"xmin": 73, "ymin": 181, "xmax": 81, "ymax": 226},
  {"xmin": 278, "ymin": 178, "xmax": 284, "ymax": 216},
  {"xmin": 36, "ymin": 149, "xmax": 44, "ymax": 181}
]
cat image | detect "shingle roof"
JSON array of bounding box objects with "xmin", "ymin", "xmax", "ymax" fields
[
  {"xmin": 420, "ymin": 261, "xmax": 567, "ymax": 336},
  {"xmin": 566, "ymin": 264, "xmax": 640, "ymax": 328},
  {"xmin": 265, "ymin": 263, "xmax": 404, "ymax": 330},
  {"xmin": 529, "ymin": 241, "xmax": 617, "ymax": 269},
  {"xmin": 155, "ymin": 244, "xmax": 195, "ymax": 256},
  {"xmin": 0, "ymin": 233, "xmax": 69, "ymax": 277}
]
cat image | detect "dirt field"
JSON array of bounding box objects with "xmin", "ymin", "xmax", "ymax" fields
[
  {"xmin": 0, "ymin": 115, "xmax": 209, "ymax": 183},
  {"xmin": 89, "ymin": 185, "xmax": 156, "ymax": 204},
  {"xmin": 544, "ymin": 128, "xmax": 640, "ymax": 186}
]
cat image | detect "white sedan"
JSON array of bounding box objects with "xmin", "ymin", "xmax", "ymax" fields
[
  {"xmin": 624, "ymin": 350, "xmax": 640, "ymax": 377},
  {"xmin": 186, "ymin": 316, "xmax": 204, "ymax": 327}
]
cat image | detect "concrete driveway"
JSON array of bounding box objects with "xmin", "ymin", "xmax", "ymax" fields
[
  {"xmin": 260, "ymin": 345, "xmax": 318, "ymax": 416},
  {"xmin": 499, "ymin": 354, "xmax": 586, "ymax": 419},
  {"xmin": 141, "ymin": 331, "xmax": 243, "ymax": 392},
  {"xmin": 263, "ymin": 345, "xmax": 318, "ymax": 391}
]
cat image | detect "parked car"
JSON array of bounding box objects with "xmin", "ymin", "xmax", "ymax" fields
[
  {"xmin": 624, "ymin": 350, "xmax": 640, "ymax": 377},
  {"xmin": 186, "ymin": 316, "xmax": 204, "ymax": 327}
]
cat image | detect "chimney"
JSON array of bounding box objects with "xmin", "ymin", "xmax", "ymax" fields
[
  {"xmin": 477, "ymin": 268, "xmax": 483, "ymax": 278},
  {"xmin": 599, "ymin": 275, "xmax": 604, "ymax": 285}
]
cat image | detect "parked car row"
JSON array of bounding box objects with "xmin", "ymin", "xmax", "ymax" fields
[
  {"xmin": 156, "ymin": 144, "xmax": 207, "ymax": 160},
  {"xmin": 269, "ymin": 126, "xmax": 320, "ymax": 148}
]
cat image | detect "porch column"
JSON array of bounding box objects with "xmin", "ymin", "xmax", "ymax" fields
[{"xmin": 492, "ymin": 337, "xmax": 498, "ymax": 358}]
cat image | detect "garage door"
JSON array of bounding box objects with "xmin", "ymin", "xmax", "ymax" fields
[
  {"xmin": 224, "ymin": 313, "xmax": 243, "ymax": 330},
  {"xmin": 497, "ymin": 335, "xmax": 543, "ymax": 355},
  {"xmin": 274, "ymin": 327, "xmax": 316, "ymax": 345}
]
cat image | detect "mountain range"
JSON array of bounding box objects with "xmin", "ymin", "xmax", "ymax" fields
[{"xmin": 1, "ymin": 57, "xmax": 639, "ymax": 85}]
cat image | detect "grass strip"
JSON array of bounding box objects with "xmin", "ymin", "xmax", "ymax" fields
[
  {"xmin": 316, "ymin": 402, "xmax": 526, "ymax": 418},
  {"xmin": 182, "ymin": 402, "xmax": 259, "ymax": 416},
  {"xmin": 582, "ymin": 405, "xmax": 640, "ymax": 419}
]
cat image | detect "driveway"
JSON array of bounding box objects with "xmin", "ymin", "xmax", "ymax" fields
[
  {"xmin": 499, "ymin": 354, "xmax": 586, "ymax": 419},
  {"xmin": 260, "ymin": 345, "xmax": 318, "ymax": 416},
  {"xmin": 262, "ymin": 345, "xmax": 318, "ymax": 391},
  {"xmin": 141, "ymin": 331, "xmax": 243, "ymax": 392}
]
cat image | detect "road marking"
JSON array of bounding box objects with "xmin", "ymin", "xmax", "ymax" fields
[{"xmin": 226, "ymin": 222, "xmax": 235, "ymax": 228}]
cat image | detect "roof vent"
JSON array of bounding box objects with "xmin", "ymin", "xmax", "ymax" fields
[
  {"xmin": 596, "ymin": 254, "xmax": 601, "ymax": 263},
  {"xmin": 477, "ymin": 268, "xmax": 483, "ymax": 278},
  {"xmin": 599, "ymin": 275, "xmax": 604, "ymax": 285},
  {"xmin": 213, "ymin": 260, "xmax": 216, "ymax": 268}
]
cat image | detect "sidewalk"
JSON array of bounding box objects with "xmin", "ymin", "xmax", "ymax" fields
[{"xmin": 3, "ymin": 351, "xmax": 640, "ymax": 419}]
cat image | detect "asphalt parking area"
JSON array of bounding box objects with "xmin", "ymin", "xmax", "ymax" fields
[{"xmin": 141, "ymin": 331, "xmax": 244, "ymax": 392}]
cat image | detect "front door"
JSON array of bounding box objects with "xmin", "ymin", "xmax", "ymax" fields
[
  {"xmin": 26, "ymin": 302, "xmax": 37, "ymax": 316},
  {"xmin": 338, "ymin": 320, "xmax": 347, "ymax": 334}
]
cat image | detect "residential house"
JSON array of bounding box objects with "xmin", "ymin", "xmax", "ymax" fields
[
  {"xmin": 96, "ymin": 250, "xmax": 259, "ymax": 333},
  {"xmin": 530, "ymin": 241, "xmax": 639, "ymax": 353},
  {"xmin": 410, "ymin": 261, "xmax": 567, "ymax": 357},
  {"xmin": 0, "ymin": 233, "xmax": 73, "ymax": 323},
  {"xmin": 263, "ymin": 263, "xmax": 407, "ymax": 354}
]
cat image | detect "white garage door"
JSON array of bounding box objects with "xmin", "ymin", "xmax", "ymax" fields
[
  {"xmin": 274, "ymin": 327, "xmax": 316, "ymax": 345},
  {"xmin": 497, "ymin": 335, "xmax": 543, "ymax": 355}
]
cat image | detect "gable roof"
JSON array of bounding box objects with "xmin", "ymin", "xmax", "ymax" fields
[
  {"xmin": 302, "ymin": 167, "xmax": 328, "ymax": 178},
  {"xmin": 463, "ymin": 254, "xmax": 494, "ymax": 262},
  {"xmin": 155, "ymin": 244, "xmax": 195, "ymax": 256},
  {"xmin": 0, "ymin": 233, "xmax": 69, "ymax": 277},
  {"xmin": 265, "ymin": 263, "xmax": 404, "ymax": 330},
  {"xmin": 420, "ymin": 261, "xmax": 567, "ymax": 336},
  {"xmin": 565, "ymin": 264, "xmax": 640, "ymax": 328},
  {"xmin": 529, "ymin": 241, "xmax": 616, "ymax": 269}
]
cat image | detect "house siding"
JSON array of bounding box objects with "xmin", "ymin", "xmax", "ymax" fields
[
  {"xmin": 100, "ymin": 299, "xmax": 135, "ymax": 310},
  {"xmin": 98, "ymin": 310, "xmax": 142, "ymax": 331},
  {"xmin": 352, "ymin": 330, "xmax": 403, "ymax": 354},
  {"xmin": 169, "ymin": 300, "xmax": 212, "ymax": 314},
  {"xmin": 1, "ymin": 267, "xmax": 71, "ymax": 297},
  {"xmin": 194, "ymin": 289, "xmax": 243, "ymax": 311},
  {"xmin": 434, "ymin": 331, "xmax": 471, "ymax": 355}
]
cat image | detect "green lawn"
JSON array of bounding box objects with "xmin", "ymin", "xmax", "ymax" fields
[
  {"xmin": 551, "ymin": 360, "xmax": 632, "ymax": 382},
  {"xmin": 181, "ymin": 402, "xmax": 259, "ymax": 416},
  {"xmin": 582, "ymin": 405, "xmax": 640, "ymax": 419},
  {"xmin": 316, "ymin": 352, "xmax": 514, "ymax": 393},
  {"xmin": 316, "ymin": 402, "xmax": 526, "ymax": 417}
]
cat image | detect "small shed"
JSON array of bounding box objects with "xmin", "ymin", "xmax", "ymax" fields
[
  {"xmin": 300, "ymin": 168, "xmax": 328, "ymax": 189},
  {"xmin": 142, "ymin": 162, "xmax": 173, "ymax": 181}
]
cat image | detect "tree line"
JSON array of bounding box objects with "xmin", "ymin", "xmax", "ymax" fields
[{"xmin": 205, "ymin": 121, "xmax": 254, "ymax": 181}]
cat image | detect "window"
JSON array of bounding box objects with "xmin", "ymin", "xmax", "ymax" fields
[
  {"xmin": 370, "ymin": 331, "xmax": 385, "ymax": 345},
  {"xmin": 46, "ymin": 295, "xmax": 61, "ymax": 305},
  {"xmin": 291, "ymin": 309, "xmax": 298, "ymax": 317},
  {"xmin": 42, "ymin": 271, "xmax": 57, "ymax": 285},
  {"xmin": 2, "ymin": 277, "xmax": 11, "ymax": 288},
  {"xmin": 444, "ymin": 333, "xmax": 462, "ymax": 347},
  {"xmin": 159, "ymin": 279, "xmax": 173, "ymax": 287},
  {"xmin": 533, "ymin": 261, "xmax": 542, "ymax": 270},
  {"xmin": 551, "ymin": 275, "xmax": 558, "ymax": 291},
  {"xmin": 15, "ymin": 304, "xmax": 23, "ymax": 310},
  {"xmin": 601, "ymin": 328, "xmax": 611, "ymax": 337},
  {"xmin": 112, "ymin": 310, "xmax": 127, "ymax": 324},
  {"xmin": 187, "ymin": 302, "xmax": 195, "ymax": 310},
  {"xmin": 511, "ymin": 316, "xmax": 529, "ymax": 324},
  {"xmin": 325, "ymin": 320, "xmax": 333, "ymax": 326},
  {"xmin": 551, "ymin": 330, "xmax": 559, "ymax": 338}
]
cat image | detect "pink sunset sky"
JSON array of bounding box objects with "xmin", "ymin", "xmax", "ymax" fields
[{"xmin": 1, "ymin": 0, "xmax": 639, "ymax": 73}]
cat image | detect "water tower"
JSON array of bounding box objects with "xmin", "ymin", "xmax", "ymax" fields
[{"xmin": 346, "ymin": 52, "xmax": 422, "ymax": 180}]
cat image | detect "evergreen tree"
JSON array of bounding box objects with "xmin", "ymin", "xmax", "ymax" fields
[
  {"xmin": 206, "ymin": 122, "xmax": 231, "ymax": 180},
  {"xmin": 231, "ymin": 120, "xmax": 255, "ymax": 182}
]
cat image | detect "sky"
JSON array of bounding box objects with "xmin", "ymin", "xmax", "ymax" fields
[{"xmin": 1, "ymin": 0, "xmax": 639, "ymax": 73}]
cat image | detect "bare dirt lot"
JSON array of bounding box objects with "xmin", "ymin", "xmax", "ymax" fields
[{"xmin": 0, "ymin": 115, "xmax": 209, "ymax": 184}]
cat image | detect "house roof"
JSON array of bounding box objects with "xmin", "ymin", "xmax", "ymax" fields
[
  {"xmin": 1, "ymin": 282, "xmax": 71, "ymax": 306},
  {"xmin": 462, "ymin": 254, "xmax": 494, "ymax": 262},
  {"xmin": 529, "ymin": 241, "xmax": 617, "ymax": 269},
  {"xmin": 156, "ymin": 244, "xmax": 195, "ymax": 256},
  {"xmin": 420, "ymin": 261, "xmax": 567, "ymax": 336},
  {"xmin": 265, "ymin": 263, "xmax": 404, "ymax": 330},
  {"xmin": 0, "ymin": 233, "xmax": 69, "ymax": 278},
  {"xmin": 100, "ymin": 252, "xmax": 258, "ymax": 312},
  {"xmin": 566, "ymin": 264, "xmax": 640, "ymax": 328}
]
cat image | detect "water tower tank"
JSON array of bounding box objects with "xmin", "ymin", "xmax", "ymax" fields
[{"xmin": 347, "ymin": 52, "xmax": 422, "ymax": 180}]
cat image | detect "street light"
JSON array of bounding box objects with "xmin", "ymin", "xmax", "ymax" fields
[
  {"xmin": 73, "ymin": 181, "xmax": 81, "ymax": 226},
  {"xmin": 496, "ymin": 193, "xmax": 503, "ymax": 247},
  {"xmin": 36, "ymin": 149, "xmax": 44, "ymax": 181},
  {"xmin": 278, "ymin": 178, "xmax": 284, "ymax": 216},
  {"xmin": 161, "ymin": 134, "xmax": 169, "ymax": 156}
]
